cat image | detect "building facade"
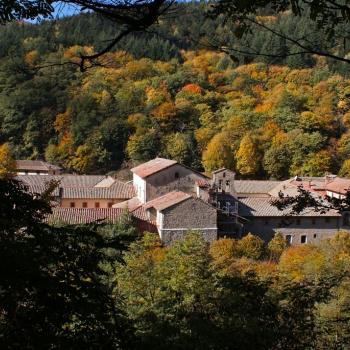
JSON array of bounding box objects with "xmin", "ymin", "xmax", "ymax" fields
[{"xmin": 17, "ymin": 157, "xmax": 350, "ymax": 245}]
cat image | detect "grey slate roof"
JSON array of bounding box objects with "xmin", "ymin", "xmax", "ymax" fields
[
  {"xmin": 238, "ymin": 197, "xmax": 340, "ymax": 217},
  {"xmin": 17, "ymin": 175, "xmax": 135, "ymax": 199},
  {"xmin": 234, "ymin": 180, "xmax": 282, "ymax": 194}
]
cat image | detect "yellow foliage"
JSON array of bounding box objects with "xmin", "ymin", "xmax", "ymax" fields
[
  {"xmin": 236, "ymin": 134, "xmax": 261, "ymax": 176},
  {"xmin": 54, "ymin": 109, "xmax": 72, "ymax": 134},
  {"xmin": 209, "ymin": 238, "xmax": 239, "ymax": 267},
  {"xmin": 25, "ymin": 50, "xmax": 39, "ymax": 67},
  {"xmin": 0, "ymin": 143, "xmax": 16, "ymax": 179},
  {"xmin": 151, "ymin": 102, "xmax": 177, "ymax": 126},
  {"xmin": 202, "ymin": 131, "xmax": 234, "ymax": 173},
  {"xmin": 63, "ymin": 45, "xmax": 94, "ymax": 64},
  {"xmin": 279, "ymin": 245, "xmax": 326, "ymax": 282}
]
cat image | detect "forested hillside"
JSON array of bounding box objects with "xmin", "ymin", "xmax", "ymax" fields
[{"xmin": 2, "ymin": 4, "xmax": 350, "ymax": 178}]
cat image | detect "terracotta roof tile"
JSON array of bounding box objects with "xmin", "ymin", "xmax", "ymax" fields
[
  {"xmin": 47, "ymin": 208, "xmax": 125, "ymax": 224},
  {"xmin": 131, "ymin": 158, "xmax": 177, "ymax": 178},
  {"xmin": 326, "ymin": 178, "xmax": 350, "ymax": 194},
  {"xmin": 144, "ymin": 191, "xmax": 192, "ymax": 211},
  {"xmin": 17, "ymin": 175, "xmax": 135, "ymax": 199},
  {"xmin": 16, "ymin": 160, "xmax": 61, "ymax": 171}
]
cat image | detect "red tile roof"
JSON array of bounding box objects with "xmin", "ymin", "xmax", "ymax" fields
[
  {"xmin": 131, "ymin": 158, "xmax": 177, "ymax": 178},
  {"xmin": 196, "ymin": 179, "xmax": 211, "ymax": 188},
  {"xmin": 144, "ymin": 191, "xmax": 192, "ymax": 211},
  {"xmin": 326, "ymin": 178, "xmax": 350, "ymax": 194},
  {"xmin": 48, "ymin": 208, "xmax": 125, "ymax": 224}
]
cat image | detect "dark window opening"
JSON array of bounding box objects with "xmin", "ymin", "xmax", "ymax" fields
[
  {"xmin": 301, "ymin": 235, "xmax": 307, "ymax": 244},
  {"xmin": 313, "ymin": 234, "xmax": 317, "ymax": 239},
  {"xmin": 219, "ymin": 180, "xmax": 222, "ymax": 189},
  {"xmin": 70, "ymin": 202, "xmax": 75, "ymax": 208},
  {"xmin": 95, "ymin": 202, "xmax": 100, "ymax": 208},
  {"xmin": 174, "ymin": 172, "xmax": 179, "ymax": 179},
  {"xmin": 82, "ymin": 202, "xmax": 87, "ymax": 208},
  {"xmin": 226, "ymin": 180, "xmax": 230, "ymax": 186},
  {"xmin": 285, "ymin": 235, "xmax": 292, "ymax": 244},
  {"xmin": 223, "ymin": 172, "xmax": 226, "ymax": 178},
  {"xmin": 108, "ymin": 202, "xmax": 113, "ymax": 208}
]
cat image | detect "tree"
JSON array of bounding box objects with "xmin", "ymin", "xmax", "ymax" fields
[
  {"xmin": 0, "ymin": 143, "xmax": 16, "ymax": 179},
  {"xmin": 238, "ymin": 233, "xmax": 265, "ymax": 260},
  {"xmin": 236, "ymin": 134, "xmax": 262, "ymax": 177},
  {"xmin": 202, "ymin": 131, "xmax": 234, "ymax": 173},
  {"xmin": 209, "ymin": 0, "xmax": 350, "ymax": 66},
  {"xmin": 1, "ymin": 0, "xmax": 173, "ymax": 71},
  {"xmin": 0, "ymin": 178, "xmax": 134, "ymax": 348},
  {"xmin": 268, "ymin": 232, "xmax": 287, "ymax": 261}
]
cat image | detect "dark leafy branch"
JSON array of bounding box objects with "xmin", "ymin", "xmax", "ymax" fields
[{"xmin": 271, "ymin": 186, "xmax": 350, "ymax": 214}]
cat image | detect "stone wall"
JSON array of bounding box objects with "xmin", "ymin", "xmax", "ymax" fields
[
  {"xmin": 161, "ymin": 229, "xmax": 217, "ymax": 245},
  {"xmin": 146, "ymin": 164, "xmax": 207, "ymax": 201},
  {"xmin": 242, "ymin": 216, "xmax": 349, "ymax": 244},
  {"xmin": 160, "ymin": 198, "xmax": 217, "ymax": 244}
]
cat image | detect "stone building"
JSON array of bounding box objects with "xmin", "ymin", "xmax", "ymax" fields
[
  {"xmin": 17, "ymin": 174, "xmax": 135, "ymax": 208},
  {"xmin": 143, "ymin": 191, "xmax": 217, "ymax": 245},
  {"xmin": 131, "ymin": 158, "xmax": 209, "ymax": 203},
  {"xmin": 16, "ymin": 160, "xmax": 62, "ymax": 175},
  {"xmin": 16, "ymin": 157, "xmax": 350, "ymax": 246}
]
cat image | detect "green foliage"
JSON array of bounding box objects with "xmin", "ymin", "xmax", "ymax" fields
[
  {"xmin": 0, "ymin": 179, "xmax": 134, "ymax": 349},
  {"xmin": 238, "ymin": 233, "xmax": 266, "ymax": 260},
  {"xmin": 1, "ymin": 7, "xmax": 350, "ymax": 177}
]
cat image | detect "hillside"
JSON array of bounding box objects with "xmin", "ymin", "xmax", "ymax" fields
[{"xmin": 1, "ymin": 5, "xmax": 350, "ymax": 178}]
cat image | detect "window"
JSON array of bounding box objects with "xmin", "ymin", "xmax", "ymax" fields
[
  {"xmin": 70, "ymin": 202, "xmax": 75, "ymax": 208},
  {"xmin": 219, "ymin": 180, "xmax": 222, "ymax": 189},
  {"xmin": 296, "ymin": 218, "xmax": 301, "ymax": 225},
  {"xmin": 343, "ymin": 213, "xmax": 350, "ymax": 226},
  {"xmin": 226, "ymin": 180, "xmax": 230, "ymax": 186},
  {"xmin": 313, "ymin": 234, "xmax": 317, "ymax": 239},
  {"xmin": 301, "ymin": 235, "xmax": 307, "ymax": 244},
  {"xmin": 108, "ymin": 202, "xmax": 113, "ymax": 208},
  {"xmin": 95, "ymin": 202, "xmax": 100, "ymax": 208},
  {"xmin": 223, "ymin": 172, "xmax": 226, "ymax": 178},
  {"xmin": 174, "ymin": 172, "xmax": 179, "ymax": 179},
  {"xmin": 82, "ymin": 202, "xmax": 87, "ymax": 208},
  {"xmin": 285, "ymin": 235, "xmax": 292, "ymax": 244}
]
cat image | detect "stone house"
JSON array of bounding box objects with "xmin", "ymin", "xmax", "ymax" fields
[
  {"xmin": 144, "ymin": 191, "xmax": 217, "ymax": 245},
  {"xmin": 17, "ymin": 174, "xmax": 135, "ymax": 209},
  {"xmin": 131, "ymin": 158, "xmax": 209, "ymax": 203},
  {"xmin": 16, "ymin": 160, "xmax": 62, "ymax": 175},
  {"xmin": 17, "ymin": 157, "xmax": 350, "ymax": 246}
]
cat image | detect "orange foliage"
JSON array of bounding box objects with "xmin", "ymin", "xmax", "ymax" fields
[
  {"xmin": 181, "ymin": 83, "xmax": 203, "ymax": 95},
  {"xmin": 54, "ymin": 109, "xmax": 72, "ymax": 134},
  {"xmin": 279, "ymin": 245, "xmax": 326, "ymax": 282}
]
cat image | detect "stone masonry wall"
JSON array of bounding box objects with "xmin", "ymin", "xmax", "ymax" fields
[
  {"xmin": 160, "ymin": 198, "xmax": 217, "ymax": 244},
  {"xmin": 146, "ymin": 164, "xmax": 207, "ymax": 201},
  {"xmin": 243, "ymin": 216, "xmax": 349, "ymax": 244}
]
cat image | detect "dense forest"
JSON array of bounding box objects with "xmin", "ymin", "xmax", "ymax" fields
[
  {"xmin": 2, "ymin": 3, "xmax": 350, "ymax": 178},
  {"xmin": 1, "ymin": 177, "xmax": 350, "ymax": 349}
]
